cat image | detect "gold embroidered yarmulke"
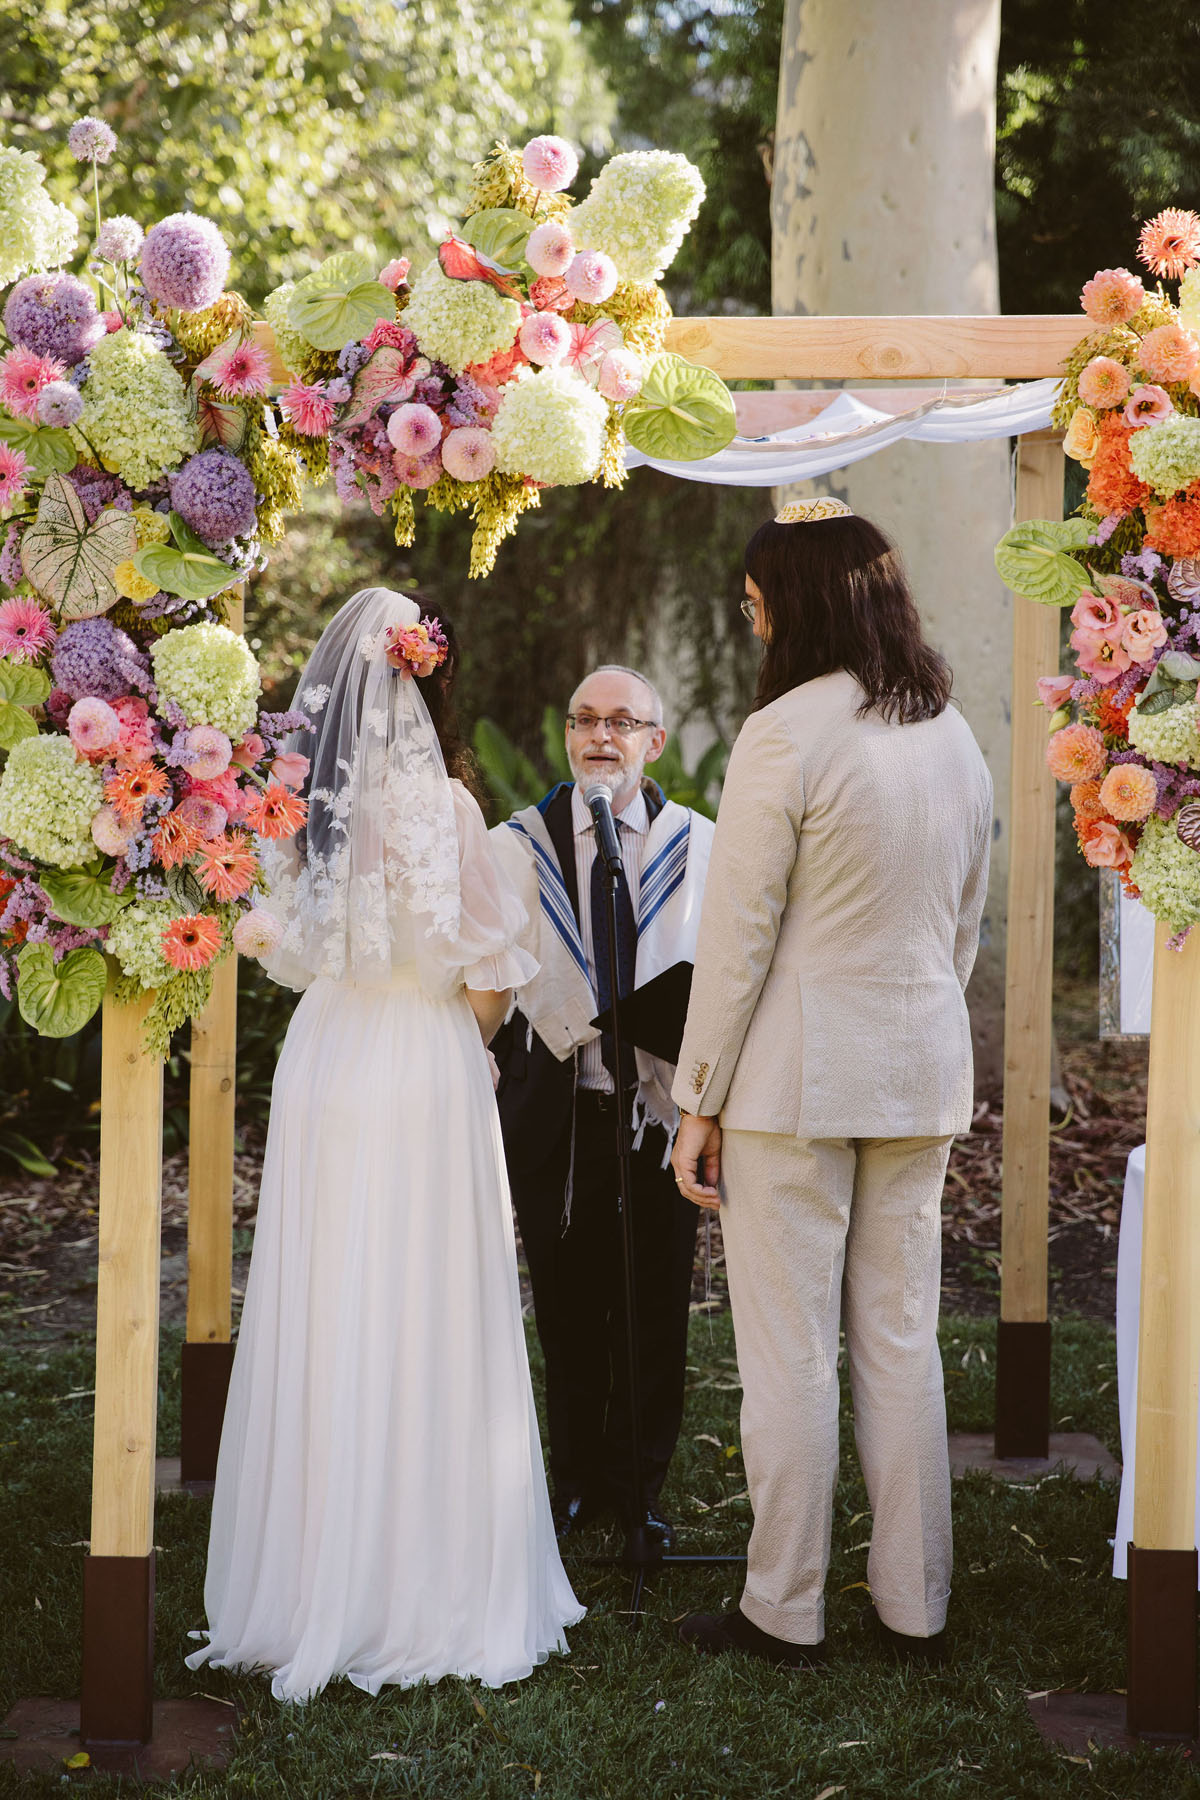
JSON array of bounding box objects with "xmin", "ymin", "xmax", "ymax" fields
[{"xmin": 773, "ymin": 497, "xmax": 854, "ymax": 525}]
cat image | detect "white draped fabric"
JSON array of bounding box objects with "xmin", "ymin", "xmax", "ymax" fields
[{"xmin": 623, "ymin": 378, "xmax": 1060, "ymax": 487}]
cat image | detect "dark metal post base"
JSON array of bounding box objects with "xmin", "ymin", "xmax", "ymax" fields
[
  {"xmin": 80, "ymin": 1553, "xmax": 155, "ymax": 1746},
  {"xmin": 180, "ymin": 1341, "xmax": 236, "ymax": 1485},
  {"xmin": 994, "ymin": 1319, "xmax": 1052, "ymax": 1459},
  {"xmin": 1128, "ymin": 1544, "xmax": 1199, "ymax": 1739}
]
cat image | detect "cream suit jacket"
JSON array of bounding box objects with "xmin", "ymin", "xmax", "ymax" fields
[{"xmin": 671, "ymin": 670, "xmax": 993, "ymax": 1139}]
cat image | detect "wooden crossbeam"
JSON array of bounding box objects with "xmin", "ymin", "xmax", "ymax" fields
[{"xmin": 664, "ymin": 315, "xmax": 1081, "ymax": 381}]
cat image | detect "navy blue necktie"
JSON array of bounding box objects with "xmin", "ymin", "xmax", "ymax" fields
[{"xmin": 591, "ymin": 824, "xmax": 637, "ymax": 1082}]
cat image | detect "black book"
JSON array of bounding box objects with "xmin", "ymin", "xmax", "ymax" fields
[{"xmin": 589, "ymin": 960, "xmax": 694, "ymax": 1065}]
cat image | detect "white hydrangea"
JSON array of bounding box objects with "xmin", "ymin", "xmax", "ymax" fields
[
  {"xmin": 77, "ymin": 328, "xmax": 199, "ymax": 491},
  {"xmin": 1180, "ymin": 269, "xmax": 1200, "ymax": 335},
  {"xmin": 0, "ymin": 146, "xmax": 79, "ymax": 287},
  {"xmin": 150, "ymin": 622, "xmax": 261, "ymax": 740},
  {"xmin": 568, "ymin": 150, "xmax": 705, "ymax": 283},
  {"xmin": 491, "ymin": 365, "xmax": 608, "ymax": 487},
  {"xmin": 402, "ymin": 262, "xmax": 521, "ymax": 375},
  {"xmin": 0, "ymin": 734, "xmax": 104, "ymax": 869},
  {"xmin": 107, "ymin": 900, "xmax": 179, "ymax": 989},
  {"xmin": 1127, "ymin": 697, "xmax": 1200, "ymax": 768},
  {"xmin": 1130, "ymin": 816, "xmax": 1200, "ymax": 932}
]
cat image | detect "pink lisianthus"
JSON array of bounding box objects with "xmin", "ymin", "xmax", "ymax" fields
[
  {"xmin": 0, "ymin": 347, "xmax": 66, "ymax": 422},
  {"xmin": 1070, "ymin": 591, "xmax": 1121, "ymax": 633},
  {"xmin": 1121, "ymin": 607, "xmax": 1170, "ymax": 662},
  {"xmin": 206, "ymin": 335, "xmax": 272, "ymax": 399},
  {"xmin": 379, "ymin": 257, "xmax": 411, "ymax": 291},
  {"xmin": 1124, "ymin": 384, "xmax": 1174, "ymax": 428},
  {"xmin": 519, "ymin": 311, "xmax": 571, "ymax": 366},
  {"xmin": 441, "ymin": 425, "xmax": 496, "ymax": 482},
  {"xmin": 383, "ymin": 615, "xmax": 449, "ymax": 679},
  {"xmin": 386, "ymin": 402, "xmax": 442, "ymax": 457},
  {"xmin": 1080, "ymin": 267, "xmax": 1145, "ymax": 326},
  {"xmin": 1036, "ymin": 674, "xmax": 1075, "ymax": 710},
  {"xmin": 91, "ymin": 805, "xmax": 136, "ymax": 858},
  {"xmin": 176, "ymin": 793, "xmax": 228, "ymax": 838},
  {"xmin": 0, "ymin": 597, "xmax": 54, "ymax": 662},
  {"xmin": 184, "ymin": 725, "xmax": 233, "ymax": 780},
  {"xmin": 392, "ymin": 448, "xmax": 442, "ymax": 490},
  {"xmin": 1081, "ymin": 819, "xmax": 1136, "ymax": 870},
  {"xmin": 230, "ymin": 732, "xmax": 265, "ymax": 771},
  {"xmin": 0, "ymin": 444, "xmax": 30, "ymax": 512},
  {"xmin": 521, "ymin": 135, "xmax": 579, "ymax": 193},
  {"xmin": 564, "ymin": 251, "xmax": 618, "ymax": 305},
  {"xmin": 269, "ymin": 751, "xmax": 310, "ymax": 789},
  {"xmin": 280, "ymin": 380, "xmax": 337, "ymax": 436},
  {"xmin": 1070, "ymin": 623, "xmax": 1132, "ymax": 683},
  {"xmin": 526, "ymin": 222, "xmax": 575, "ymax": 279},
  {"xmin": 1077, "ymin": 356, "xmax": 1131, "ymax": 409},
  {"xmin": 1138, "ymin": 323, "xmax": 1200, "ymax": 386},
  {"xmin": 68, "ymin": 696, "xmax": 121, "ymax": 758}
]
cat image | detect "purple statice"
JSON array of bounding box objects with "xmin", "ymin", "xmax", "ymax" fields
[
  {"xmin": 139, "ymin": 213, "xmax": 230, "ymax": 312},
  {"xmin": 326, "ymin": 377, "xmax": 351, "ymax": 405},
  {"xmin": 4, "ymin": 272, "xmax": 105, "ymax": 367},
  {"xmin": 68, "ymin": 116, "xmax": 117, "ymax": 162},
  {"xmin": 337, "ymin": 341, "xmax": 372, "ymax": 378},
  {"xmin": 52, "ymin": 617, "xmax": 150, "ymax": 702},
  {"xmin": 0, "ymin": 523, "xmax": 22, "ymax": 592},
  {"xmin": 1123, "ymin": 547, "xmax": 1164, "ymax": 583},
  {"xmin": 67, "ymin": 465, "xmax": 131, "ymax": 523},
  {"xmin": 134, "ymin": 871, "xmax": 169, "ymax": 900},
  {"xmin": 1091, "ymin": 512, "xmax": 1124, "ymax": 547},
  {"xmin": 110, "ymin": 858, "xmax": 133, "ymax": 895},
  {"xmin": 26, "ymin": 920, "xmax": 103, "ymax": 958},
  {"xmin": 1112, "ymin": 660, "xmax": 1154, "ymax": 705},
  {"xmin": 169, "ymin": 449, "xmax": 257, "ymax": 543},
  {"xmin": 96, "ymin": 215, "xmax": 143, "ymax": 265},
  {"xmin": 410, "ymin": 375, "xmax": 448, "ymax": 410},
  {"xmin": 0, "ymin": 875, "xmax": 47, "ymax": 936},
  {"xmin": 446, "ymin": 373, "xmax": 493, "ymax": 427},
  {"xmin": 36, "ymin": 380, "xmax": 84, "ymax": 428},
  {"xmin": 257, "ymin": 709, "xmax": 314, "ymax": 752}
]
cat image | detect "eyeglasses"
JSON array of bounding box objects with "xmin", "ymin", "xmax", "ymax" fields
[
  {"xmin": 740, "ymin": 597, "xmax": 758, "ymax": 624},
  {"xmin": 565, "ymin": 713, "xmax": 660, "ymax": 738}
]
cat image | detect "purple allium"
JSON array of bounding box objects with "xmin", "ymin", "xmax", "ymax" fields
[
  {"xmin": 52, "ymin": 617, "xmax": 150, "ymax": 702},
  {"xmin": 4, "ymin": 273, "xmax": 105, "ymax": 367},
  {"xmin": 68, "ymin": 116, "xmax": 118, "ymax": 163},
  {"xmin": 140, "ymin": 213, "xmax": 230, "ymax": 312},
  {"xmin": 36, "ymin": 380, "xmax": 84, "ymax": 428},
  {"xmin": 67, "ymin": 466, "xmax": 131, "ymax": 523},
  {"xmin": 168, "ymin": 449, "xmax": 257, "ymax": 544},
  {"xmin": 0, "ymin": 524, "xmax": 22, "ymax": 592},
  {"xmin": 96, "ymin": 215, "xmax": 144, "ymax": 265}
]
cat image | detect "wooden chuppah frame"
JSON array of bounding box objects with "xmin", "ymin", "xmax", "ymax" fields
[{"xmin": 79, "ymin": 311, "xmax": 1195, "ymax": 1748}]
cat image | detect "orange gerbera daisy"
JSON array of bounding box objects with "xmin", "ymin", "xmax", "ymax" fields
[
  {"xmin": 1086, "ymin": 415, "xmax": 1151, "ymax": 517},
  {"xmin": 152, "ymin": 810, "xmax": 203, "ymax": 870},
  {"xmin": 241, "ymin": 781, "xmax": 308, "ymax": 839},
  {"xmin": 1138, "ymin": 208, "xmax": 1200, "ymax": 280},
  {"xmin": 195, "ymin": 831, "xmax": 259, "ymax": 902},
  {"xmin": 104, "ymin": 763, "xmax": 169, "ymax": 823},
  {"xmin": 161, "ymin": 913, "xmax": 223, "ymax": 972}
]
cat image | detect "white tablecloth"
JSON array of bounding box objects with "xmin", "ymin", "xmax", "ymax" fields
[{"xmin": 1113, "ymin": 1142, "xmax": 1200, "ymax": 1579}]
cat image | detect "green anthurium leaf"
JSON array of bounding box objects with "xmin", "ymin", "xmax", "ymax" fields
[
  {"xmin": 19, "ymin": 474, "xmax": 136, "ymax": 618},
  {"xmin": 289, "ymin": 279, "xmax": 394, "ymax": 353},
  {"xmin": 0, "ymin": 701, "xmax": 39, "ymax": 749},
  {"xmin": 993, "ymin": 518, "xmax": 1093, "ymax": 605},
  {"xmin": 133, "ymin": 541, "xmax": 235, "ymax": 602},
  {"xmin": 15, "ymin": 942, "xmax": 107, "ymax": 1038},
  {"xmin": 168, "ymin": 510, "xmax": 215, "ymax": 556},
  {"xmin": 292, "ymin": 251, "xmax": 378, "ymax": 297},
  {"xmin": 0, "ymin": 658, "xmax": 51, "ymax": 707},
  {"xmin": 622, "ymin": 353, "xmax": 738, "ymax": 462},
  {"xmin": 0, "ymin": 416, "xmax": 77, "ymax": 479},
  {"xmin": 460, "ymin": 208, "xmax": 534, "ymax": 271},
  {"xmin": 38, "ymin": 866, "xmax": 132, "ymax": 928}
]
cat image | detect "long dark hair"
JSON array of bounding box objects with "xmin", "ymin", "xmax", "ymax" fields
[
  {"xmin": 745, "ymin": 515, "xmax": 952, "ymax": 723},
  {"xmin": 418, "ymin": 604, "xmax": 484, "ymax": 800}
]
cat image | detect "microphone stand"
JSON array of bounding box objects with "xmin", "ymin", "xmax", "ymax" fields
[{"xmin": 588, "ymin": 801, "xmax": 745, "ymax": 1627}]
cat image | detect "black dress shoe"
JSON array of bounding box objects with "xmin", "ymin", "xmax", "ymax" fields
[
  {"xmin": 866, "ymin": 1604, "xmax": 947, "ymax": 1666},
  {"xmin": 551, "ymin": 1493, "xmax": 603, "ymax": 1540},
  {"xmin": 679, "ymin": 1606, "xmax": 824, "ymax": 1669},
  {"xmin": 643, "ymin": 1509, "xmax": 677, "ymax": 1553}
]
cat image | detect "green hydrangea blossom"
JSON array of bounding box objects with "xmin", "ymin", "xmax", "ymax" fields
[
  {"xmin": 1128, "ymin": 415, "xmax": 1200, "ymax": 498},
  {"xmin": 262, "ymin": 281, "xmax": 310, "ymax": 378},
  {"xmin": 0, "ymin": 146, "xmax": 78, "ymax": 287},
  {"xmin": 77, "ymin": 328, "xmax": 199, "ymax": 491},
  {"xmin": 106, "ymin": 900, "xmax": 180, "ymax": 989},
  {"xmin": 0, "ymin": 735, "xmax": 103, "ymax": 869},
  {"xmin": 491, "ymin": 366, "xmax": 608, "ymax": 487},
  {"xmin": 1130, "ymin": 815, "xmax": 1200, "ymax": 931},
  {"xmin": 1127, "ymin": 696, "xmax": 1200, "ymax": 767},
  {"xmin": 402, "ymin": 262, "xmax": 520, "ymax": 375},
  {"xmin": 150, "ymin": 622, "xmax": 261, "ymax": 740},
  {"xmin": 568, "ymin": 150, "xmax": 705, "ymax": 283}
]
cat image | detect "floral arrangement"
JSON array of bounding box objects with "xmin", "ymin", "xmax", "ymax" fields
[
  {"xmin": 383, "ymin": 615, "xmax": 449, "ymax": 679},
  {"xmin": 995, "ymin": 207, "xmax": 1200, "ymax": 939},
  {"xmin": 264, "ymin": 136, "xmax": 736, "ymax": 576},
  {"xmin": 0, "ymin": 121, "xmax": 316, "ymax": 1053}
]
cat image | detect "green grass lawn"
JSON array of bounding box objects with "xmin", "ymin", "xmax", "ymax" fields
[{"xmin": 0, "ymin": 1311, "xmax": 1193, "ymax": 1798}]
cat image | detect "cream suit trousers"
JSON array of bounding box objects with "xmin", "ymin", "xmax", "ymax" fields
[{"xmin": 720, "ymin": 1130, "xmax": 954, "ymax": 1645}]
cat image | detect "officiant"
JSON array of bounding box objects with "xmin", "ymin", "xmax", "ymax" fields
[{"xmin": 490, "ymin": 665, "xmax": 714, "ymax": 1548}]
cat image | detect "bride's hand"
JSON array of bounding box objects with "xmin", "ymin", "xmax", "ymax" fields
[{"xmin": 671, "ymin": 1111, "xmax": 722, "ymax": 1210}]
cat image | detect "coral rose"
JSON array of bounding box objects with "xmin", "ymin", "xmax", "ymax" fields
[
  {"xmin": 1063, "ymin": 407, "xmax": 1099, "ymax": 466},
  {"xmin": 1046, "ymin": 722, "xmax": 1107, "ymax": 783},
  {"xmin": 1121, "ymin": 608, "xmax": 1169, "ymax": 662},
  {"xmin": 1080, "ymin": 819, "xmax": 1136, "ymax": 869}
]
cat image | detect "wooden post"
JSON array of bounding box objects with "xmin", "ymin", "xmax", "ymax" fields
[
  {"xmin": 81, "ymin": 981, "xmax": 163, "ymax": 1746},
  {"xmin": 1126, "ymin": 921, "xmax": 1200, "ymax": 1738},
  {"xmin": 181, "ymin": 589, "xmax": 243, "ymax": 1483},
  {"xmin": 995, "ymin": 431, "xmax": 1063, "ymax": 1458}
]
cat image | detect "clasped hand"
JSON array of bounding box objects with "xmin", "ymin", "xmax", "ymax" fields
[{"xmin": 671, "ymin": 1111, "xmax": 722, "ymax": 1210}]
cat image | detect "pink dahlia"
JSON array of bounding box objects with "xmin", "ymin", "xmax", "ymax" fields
[
  {"xmin": 177, "ymin": 793, "xmax": 228, "ymax": 838},
  {"xmin": 1139, "ymin": 209, "xmax": 1200, "ymax": 280},
  {"xmin": 1124, "ymin": 383, "xmax": 1174, "ymax": 427},
  {"xmin": 0, "ymin": 444, "xmax": 29, "ymax": 511},
  {"xmin": 1036, "ymin": 674, "xmax": 1075, "ymax": 710},
  {"xmin": 521, "ymin": 135, "xmax": 579, "ymax": 194},
  {"xmin": 0, "ymin": 347, "xmax": 66, "ymax": 423},
  {"xmin": 68, "ymin": 696, "xmax": 122, "ymax": 757},
  {"xmin": 598, "ymin": 349, "xmax": 644, "ymax": 403},
  {"xmin": 184, "ymin": 725, "xmax": 233, "ymax": 780},
  {"xmin": 441, "ymin": 426, "xmax": 496, "ymax": 482},
  {"xmin": 206, "ymin": 336, "xmax": 271, "ymax": 398},
  {"xmin": 91, "ymin": 805, "xmax": 135, "ymax": 858},
  {"xmin": 280, "ymin": 380, "xmax": 337, "ymax": 436},
  {"xmin": 1080, "ymin": 267, "xmax": 1145, "ymax": 326},
  {"xmin": 0, "ymin": 597, "xmax": 55, "ymax": 662},
  {"xmin": 1046, "ymin": 722, "xmax": 1107, "ymax": 783},
  {"xmin": 564, "ymin": 251, "xmax": 618, "ymax": 305},
  {"xmin": 392, "ymin": 448, "xmax": 443, "ymax": 490},
  {"xmin": 1077, "ymin": 356, "xmax": 1130, "ymax": 409},
  {"xmin": 232, "ymin": 906, "xmax": 283, "ymax": 960},
  {"xmin": 519, "ymin": 311, "xmax": 571, "ymax": 366},
  {"xmin": 386, "ymin": 402, "xmax": 442, "ymax": 458},
  {"xmin": 111, "ymin": 695, "xmax": 155, "ymax": 764},
  {"xmin": 379, "ymin": 257, "xmax": 411, "ymax": 291},
  {"xmin": 526, "ymin": 221, "xmax": 575, "ymax": 279},
  {"xmin": 1138, "ymin": 322, "xmax": 1200, "ymax": 385}
]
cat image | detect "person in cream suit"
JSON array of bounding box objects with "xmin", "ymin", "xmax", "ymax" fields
[{"xmin": 671, "ymin": 497, "xmax": 992, "ymax": 1670}]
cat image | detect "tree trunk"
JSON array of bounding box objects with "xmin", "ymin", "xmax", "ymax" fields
[{"xmin": 773, "ymin": 0, "xmax": 1011, "ymax": 1090}]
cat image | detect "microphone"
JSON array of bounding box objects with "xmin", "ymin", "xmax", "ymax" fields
[{"xmin": 582, "ymin": 781, "xmax": 624, "ymax": 878}]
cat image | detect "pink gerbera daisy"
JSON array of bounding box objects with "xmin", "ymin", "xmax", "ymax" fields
[
  {"xmin": 1138, "ymin": 209, "xmax": 1200, "ymax": 280},
  {"xmin": 0, "ymin": 347, "xmax": 66, "ymax": 423},
  {"xmin": 206, "ymin": 336, "xmax": 271, "ymax": 398},
  {"xmin": 279, "ymin": 381, "xmax": 337, "ymax": 436},
  {"xmin": 0, "ymin": 596, "xmax": 54, "ymax": 662},
  {"xmin": 161, "ymin": 912, "xmax": 224, "ymax": 972},
  {"xmin": 0, "ymin": 443, "xmax": 28, "ymax": 512}
]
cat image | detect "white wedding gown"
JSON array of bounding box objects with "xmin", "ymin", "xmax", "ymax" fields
[{"xmin": 186, "ymin": 783, "xmax": 583, "ymax": 1701}]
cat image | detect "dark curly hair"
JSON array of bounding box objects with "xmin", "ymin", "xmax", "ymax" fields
[{"xmin": 415, "ymin": 603, "xmax": 485, "ymax": 801}]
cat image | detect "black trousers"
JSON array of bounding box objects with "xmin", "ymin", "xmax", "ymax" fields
[{"xmin": 509, "ymin": 1090, "xmax": 699, "ymax": 1513}]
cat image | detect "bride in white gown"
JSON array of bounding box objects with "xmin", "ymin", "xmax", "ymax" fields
[{"xmin": 185, "ymin": 587, "xmax": 583, "ymax": 1702}]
